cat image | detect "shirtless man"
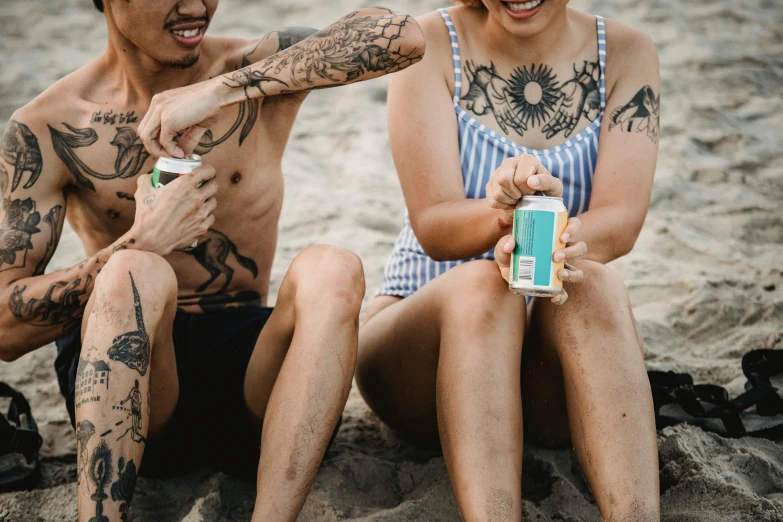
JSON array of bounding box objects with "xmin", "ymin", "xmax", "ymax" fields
[{"xmin": 0, "ymin": 1, "xmax": 424, "ymax": 520}]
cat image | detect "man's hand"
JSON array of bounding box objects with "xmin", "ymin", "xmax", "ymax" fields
[
  {"xmin": 138, "ymin": 79, "xmax": 224, "ymax": 158},
  {"xmin": 129, "ymin": 165, "xmax": 218, "ymax": 256},
  {"xmin": 494, "ymin": 217, "xmax": 587, "ymax": 306}
]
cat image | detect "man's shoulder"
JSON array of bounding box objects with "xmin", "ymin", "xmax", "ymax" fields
[{"xmin": 10, "ymin": 64, "xmax": 96, "ymax": 132}]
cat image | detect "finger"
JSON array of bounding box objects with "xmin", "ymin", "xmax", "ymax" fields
[
  {"xmin": 527, "ymin": 171, "xmax": 563, "ymax": 197},
  {"xmin": 493, "ymin": 235, "xmax": 515, "ymax": 268},
  {"xmin": 486, "ymin": 181, "xmax": 519, "ymax": 208},
  {"xmin": 512, "ymin": 154, "xmax": 540, "ymax": 196},
  {"xmin": 560, "ymin": 216, "xmax": 581, "ymax": 244},
  {"xmin": 551, "ymin": 290, "xmax": 568, "ymax": 306},
  {"xmin": 201, "ymin": 180, "xmax": 219, "ymax": 199},
  {"xmin": 187, "ymin": 165, "xmax": 217, "ymax": 187},
  {"xmin": 204, "ymin": 213, "xmax": 216, "ymax": 229},
  {"xmin": 553, "ymin": 241, "xmax": 588, "ymax": 263},
  {"xmin": 159, "ymin": 121, "xmax": 185, "ymax": 159},
  {"xmin": 141, "ymin": 121, "xmax": 168, "ymax": 158},
  {"xmin": 558, "ymin": 266, "xmax": 584, "ymax": 284},
  {"xmin": 203, "ymin": 197, "xmax": 217, "ymax": 213},
  {"xmin": 178, "ymin": 124, "xmax": 209, "ymax": 157}
]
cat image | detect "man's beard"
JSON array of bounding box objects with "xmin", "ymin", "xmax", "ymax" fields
[{"xmin": 164, "ymin": 53, "xmax": 200, "ymax": 69}]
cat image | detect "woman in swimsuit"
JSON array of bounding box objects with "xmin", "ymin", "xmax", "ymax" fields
[{"xmin": 357, "ymin": 1, "xmax": 661, "ymax": 520}]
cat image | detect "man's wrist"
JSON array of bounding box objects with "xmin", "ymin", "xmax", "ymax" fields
[{"xmin": 214, "ymin": 74, "xmax": 252, "ymax": 109}]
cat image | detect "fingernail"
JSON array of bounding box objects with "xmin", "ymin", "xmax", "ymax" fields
[
  {"xmin": 528, "ymin": 176, "xmax": 541, "ymax": 188},
  {"xmin": 560, "ymin": 233, "xmax": 570, "ymax": 243},
  {"xmin": 174, "ymin": 147, "xmax": 184, "ymax": 158},
  {"xmin": 554, "ymin": 252, "xmax": 566, "ymax": 262},
  {"xmin": 505, "ymin": 240, "xmax": 514, "ymax": 250},
  {"xmin": 559, "ymin": 269, "xmax": 568, "ymax": 279}
]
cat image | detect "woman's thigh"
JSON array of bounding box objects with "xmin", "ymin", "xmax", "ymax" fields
[
  {"xmin": 357, "ymin": 287, "xmax": 444, "ymax": 446},
  {"xmin": 357, "ymin": 259, "xmax": 520, "ymax": 446}
]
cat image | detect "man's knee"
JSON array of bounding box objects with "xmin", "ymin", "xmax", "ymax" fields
[
  {"xmin": 96, "ymin": 250, "xmax": 177, "ymax": 304},
  {"xmin": 289, "ymin": 245, "xmax": 365, "ymax": 314}
]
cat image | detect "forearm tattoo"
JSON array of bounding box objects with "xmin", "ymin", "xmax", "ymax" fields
[
  {"xmin": 222, "ymin": 9, "xmax": 423, "ymax": 99},
  {"xmin": 608, "ymin": 85, "xmax": 660, "ymax": 143},
  {"xmin": 0, "ymin": 120, "xmax": 43, "ymax": 191},
  {"xmin": 462, "ymin": 60, "xmax": 601, "ymax": 139},
  {"xmin": 9, "ymin": 274, "xmax": 92, "ymax": 329}
]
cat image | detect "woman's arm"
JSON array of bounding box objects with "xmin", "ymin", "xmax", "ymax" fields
[
  {"xmin": 576, "ymin": 22, "xmax": 660, "ymax": 264},
  {"xmin": 387, "ymin": 14, "xmax": 512, "ymax": 262}
]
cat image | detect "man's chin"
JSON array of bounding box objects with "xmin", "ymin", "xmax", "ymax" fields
[{"xmin": 163, "ymin": 53, "xmax": 200, "ymax": 70}]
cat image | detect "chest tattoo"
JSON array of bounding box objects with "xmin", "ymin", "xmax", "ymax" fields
[{"xmin": 461, "ymin": 60, "xmax": 601, "ymax": 140}]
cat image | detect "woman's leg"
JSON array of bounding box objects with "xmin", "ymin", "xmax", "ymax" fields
[
  {"xmin": 522, "ymin": 260, "xmax": 659, "ymax": 521},
  {"xmin": 357, "ymin": 260, "xmax": 526, "ymax": 521}
]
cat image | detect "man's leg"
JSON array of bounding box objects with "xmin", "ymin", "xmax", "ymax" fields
[
  {"xmin": 242, "ymin": 245, "xmax": 364, "ymax": 521},
  {"xmin": 75, "ymin": 250, "xmax": 179, "ymax": 522},
  {"xmin": 523, "ymin": 260, "xmax": 659, "ymax": 521}
]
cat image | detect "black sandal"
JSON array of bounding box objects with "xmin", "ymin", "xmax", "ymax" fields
[
  {"xmin": 0, "ymin": 382, "xmax": 43, "ymax": 492},
  {"xmin": 649, "ymin": 370, "xmax": 783, "ymax": 439}
]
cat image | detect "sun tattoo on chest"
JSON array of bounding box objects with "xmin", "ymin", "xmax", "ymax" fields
[{"xmin": 461, "ymin": 60, "xmax": 601, "ymax": 140}]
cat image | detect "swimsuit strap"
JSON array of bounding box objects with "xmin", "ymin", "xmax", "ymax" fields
[
  {"xmin": 438, "ymin": 8, "xmax": 463, "ymax": 103},
  {"xmin": 596, "ymin": 15, "xmax": 607, "ymax": 110}
]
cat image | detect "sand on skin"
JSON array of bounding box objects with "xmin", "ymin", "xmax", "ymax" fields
[{"xmin": 0, "ymin": 0, "xmax": 782, "ymax": 520}]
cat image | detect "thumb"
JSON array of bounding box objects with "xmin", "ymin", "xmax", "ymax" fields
[{"xmin": 494, "ymin": 235, "xmax": 515, "ymax": 268}]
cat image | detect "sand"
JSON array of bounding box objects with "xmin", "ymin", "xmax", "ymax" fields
[{"xmin": 0, "ymin": 0, "xmax": 782, "ymax": 520}]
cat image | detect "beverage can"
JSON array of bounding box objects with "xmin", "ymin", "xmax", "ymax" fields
[
  {"xmin": 509, "ymin": 195, "xmax": 568, "ymax": 297},
  {"xmin": 152, "ymin": 154, "xmax": 202, "ymax": 187}
]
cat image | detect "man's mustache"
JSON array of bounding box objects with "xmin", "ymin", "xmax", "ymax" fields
[{"xmin": 163, "ymin": 16, "xmax": 209, "ymax": 31}]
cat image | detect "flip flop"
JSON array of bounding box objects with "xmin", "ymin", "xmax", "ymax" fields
[
  {"xmin": 742, "ymin": 349, "xmax": 783, "ymax": 416},
  {"xmin": 648, "ymin": 370, "xmax": 783, "ymax": 439},
  {"xmin": 0, "ymin": 382, "xmax": 43, "ymax": 492}
]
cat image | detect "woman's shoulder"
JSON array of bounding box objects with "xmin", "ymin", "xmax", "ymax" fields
[{"xmin": 600, "ymin": 17, "xmax": 659, "ymax": 95}]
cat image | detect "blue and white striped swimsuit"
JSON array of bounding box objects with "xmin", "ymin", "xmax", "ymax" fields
[{"xmin": 378, "ymin": 8, "xmax": 607, "ymax": 297}]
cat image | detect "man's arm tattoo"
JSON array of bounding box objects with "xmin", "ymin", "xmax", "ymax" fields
[
  {"xmin": 222, "ymin": 10, "xmax": 423, "ymax": 99},
  {"xmin": 608, "ymin": 85, "xmax": 660, "ymax": 144},
  {"xmin": 0, "ymin": 120, "xmax": 43, "ymax": 191},
  {"xmin": 9, "ymin": 274, "xmax": 92, "ymax": 329},
  {"xmin": 0, "ymin": 192, "xmax": 63, "ymax": 274}
]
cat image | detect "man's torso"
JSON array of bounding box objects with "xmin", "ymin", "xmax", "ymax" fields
[{"xmin": 37, "ymin": 36, "xmax": 302, "ymax": 312}]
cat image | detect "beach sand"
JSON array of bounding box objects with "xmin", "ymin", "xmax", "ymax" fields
[{"xmin": 1, "ymin": 0, "xmax": 782, "ymax": 520}]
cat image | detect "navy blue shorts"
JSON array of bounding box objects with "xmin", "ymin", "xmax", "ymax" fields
[{"xmin": 55, "ymin": 306, "xmax": 274, "ymax": 481}]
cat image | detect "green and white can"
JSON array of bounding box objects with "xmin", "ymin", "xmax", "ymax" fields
[
  {"xmin": 509, "ymin": 195, "xmax": 568, "ymax": 297},
  {"xmin": 152, "ymin": 154, "xmax": 201, "ymax": 188}
]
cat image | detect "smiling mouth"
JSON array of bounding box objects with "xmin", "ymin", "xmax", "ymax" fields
[
  {"xmin": 169, "ymin": 26, "xmax": 204, "ymax": 47},
  {"xmin": 502, "ymin": 0, "xmax": 546, "ymax": 17}
]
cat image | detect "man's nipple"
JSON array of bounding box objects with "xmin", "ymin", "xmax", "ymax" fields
[{"xmin": 231, "ymin": 172, "xmax": 242, "ymax": 184}]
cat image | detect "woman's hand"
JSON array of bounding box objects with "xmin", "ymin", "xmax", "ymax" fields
[
  {"xmin": 485, "ymin": 154, "xmax": 563, "ymax": 212},
  {"xmin": 493, "ymin": 216, "xmax": 587, "ymax": 305},
  {"xmin": 138, "ymin": 77, "xmax": 224, "ymax": 159}
]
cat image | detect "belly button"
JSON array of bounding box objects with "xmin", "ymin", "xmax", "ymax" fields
[
  {"xmin": 107, "ymin": 209, "xmax": 120, "ymax": 219},
  {"xmin": 231, "ymin": 172, "xmax": 242, "ymax": 184}
]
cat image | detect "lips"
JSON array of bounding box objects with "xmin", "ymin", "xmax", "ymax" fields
[
  {"xmin": 169, "ymin": 24, "xmax": 205, "ymax": 48},
  {"xmin": 502, "ymin": 0, "xmax": 545, "ymax": 20}
]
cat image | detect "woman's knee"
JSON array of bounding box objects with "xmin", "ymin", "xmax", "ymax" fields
[{"xmin": 438, "ymin": 260, "xmax": 525, "ymax": 330}]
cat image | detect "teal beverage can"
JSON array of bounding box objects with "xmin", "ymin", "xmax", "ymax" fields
[{"xmin": 509, "ymin": 196, "xmax": 568, "ymax": 297}]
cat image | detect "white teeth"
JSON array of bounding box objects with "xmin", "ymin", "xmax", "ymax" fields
[
  {"xmin": 173, "ymin": 29, "xmax": 198, "ymax": 37},
  {"xmin": 507, "ymin": 0, "xmax": 541, "ymax": 11}
]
